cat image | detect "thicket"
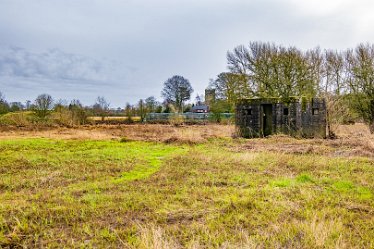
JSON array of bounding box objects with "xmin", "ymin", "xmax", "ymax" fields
[
  {"xmin": 0, "ymin": 94, "xmax": 88, "ymax": 127},
  {"xmin": 210, "ymin": 42, "xmax": 374, "ymax": 133}
]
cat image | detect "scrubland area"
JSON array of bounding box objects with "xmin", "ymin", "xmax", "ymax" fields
[{"xmin": 0, "ymin": 124, "xmax": 373, "ymax": 248}]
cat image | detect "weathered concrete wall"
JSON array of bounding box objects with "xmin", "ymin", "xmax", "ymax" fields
[
  {"xmin": 300, "ymin": 98, "xmax": 326, "ymax": 138},
  {"xmin": 236, "ymin": 97, "xmax": 326, "ymax": 138}
]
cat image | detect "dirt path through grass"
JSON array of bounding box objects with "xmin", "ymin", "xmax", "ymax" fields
[{"xmin": 112, "ymin": 144, "xmax": 185, "ymax": 183}]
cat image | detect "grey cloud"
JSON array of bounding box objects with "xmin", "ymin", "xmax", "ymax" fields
[
  {"xmin": 0, "ymin": 0, "xmax": 374, "ymax": 106},
  {"xmin": 0, "ymin": 46, "xmax": 135, "ymax": 106},
  {"xmin": 0, "ymin": 47, "xmax": 116, "ymax": 83}
]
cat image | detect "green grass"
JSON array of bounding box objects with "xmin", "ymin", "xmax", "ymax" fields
[{"xmin": 0, "ymin": 138, "xmax": 373, "ymax": 248}]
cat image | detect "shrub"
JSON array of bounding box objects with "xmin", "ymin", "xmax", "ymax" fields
[
  {"xmin": 168, "ymin": 114, "xmax": 185, "ymax": 126},
  {"xmin": 0, "ymin": 112, "xmax": 32, "ymax": 126}
]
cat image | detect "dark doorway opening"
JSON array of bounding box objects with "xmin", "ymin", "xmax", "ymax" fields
[{"xmin": 262, "ymin": 104, "xmax": 273, "ymax": 136}]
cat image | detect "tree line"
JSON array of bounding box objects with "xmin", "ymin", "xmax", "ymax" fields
[
  {"xmin": 210, "ymin": 41, "xmax": 374, "ymax": 133},
  {"xmin": 0, "ymin": 75, "xmax": 197, "ymax": 125},
  {"xmin": 1, "ymin": 41, "xmax": 373, "ymax": 131}
]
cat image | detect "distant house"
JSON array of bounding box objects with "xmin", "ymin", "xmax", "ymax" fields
[{"xmin": 191, "ymin": 105, "xmax": 209, "ymax": 113}]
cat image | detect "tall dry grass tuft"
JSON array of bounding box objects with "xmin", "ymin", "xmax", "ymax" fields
[
  {"xmin": 335, "ymin": 123, "xmax": 372, "ymax": 137},
  {"xmin": 300, "ymin": 214, "xmax": 345, "ymax": 248},
  {"xmin": 220, "ymin": 229, "xmax": 261, "ymax": 249},
  {"xmin": 137, "ymin": 225, "xmax": 181, "ymax": 249},
  {"xmin": 136, "ymin": 225, "xmax": 262, "ymax": 249}
]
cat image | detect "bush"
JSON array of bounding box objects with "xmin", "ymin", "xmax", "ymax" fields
[
  {"xmin": 0, "ymin": 112, "xmax": 32, "ymax": 126},
  {"xmin": 53, "ymin": 109, "xmax": 88, "ymax": 126},
  {"xmin": 168, "ymin": 114, "xmax": 185, "ymax": 126}
]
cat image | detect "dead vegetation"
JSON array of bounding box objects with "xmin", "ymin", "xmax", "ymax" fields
[
  {"xmin": 0, "ymin": 124, "xmax": 234, "ymax": 143},
  {"xmin": 228, "ymin": 123, "xmax": 374, "ymax": 158},
  {"xmin": 232, "ymin": 135, "xmax": 374, "ymax": 158},
  {"xmin": 1, "ymin": 123, "xmax": 373, "ymax": 156}
]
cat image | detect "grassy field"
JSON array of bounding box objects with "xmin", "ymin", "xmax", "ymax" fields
[{"xmin": 0, "ymin": 125, "xmax": 373, "ymax": 248}]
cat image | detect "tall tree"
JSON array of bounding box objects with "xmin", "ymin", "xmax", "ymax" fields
[
  {"xmin": 319, "ymin": 50, "xmax": 349, "ymax": 137},
  {"xmin": 145, "ymin": 96, "xmax": 158, "ymax": 113},
  {"xmin": 161, "ymin": 75, "xmax": 193, "ymax": 112},
  {"xmin": 211, "ymin": 72, "xmax": 251, "ymax": 110},
  {"xmin": 306, "ymin": 47, "xmax": 324, "ymax": 94},
  {"xmin": 324, "ymin": 50, "xmax": 346, "ymax": 95},
  {"xmin": 226, "ymin": 42, "xmax": 318, "ymax": 100},
  {"xmin": 346, "ymin": 44, "xmax": 374, "ymax": 132},
  {"xmin": 270, "ymin": 46, "xmax": 315, "ymax": 99}
]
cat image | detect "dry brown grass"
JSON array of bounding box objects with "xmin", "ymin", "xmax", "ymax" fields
[
  {"xmin": 335, "ymin": 122, "xmax": 372, "ymax": 137},
  {"xmin": 230, "ymin": 123, "xmax": 374, "ymax": 158},
  {"xmin": 0, "ymin": 123, "xmax": 373, "ymax": 157},
  {"xmin": 0, "ymin": 124, "xmax": 235, "ymax": 143},
  {"xmin": 88, "ymin": 116, "xmax": 141, "ymax": 121}
]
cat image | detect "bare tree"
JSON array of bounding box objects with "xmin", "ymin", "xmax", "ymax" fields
[
  {"xmin": 145, "ymin": 96, "xmax": 158, "ymax": 113},
  {"xmin": 161, "ymin": 75, "xmax": 193, "ymax": 113},
  {"xmin": 195, "ymin": 94, "xmax": 204, "ymax": 106},
  {"xmin": 211, "ymin": 72, "xmax": 251, "ymax": 110},
  {"xmin": 33, "ymin": 94, "xmax": 53, "ymax": 119},
  {"xmin": 69, "ymin": 99, "xmax": 87, "ymax": 125},
  {"xmin": 93, "ymin": 96, "xmax": 109, "ymax": 121},
  {"xmin": 0, "ymin": 92, "xmax": 10, "ymax": 114},
  {"xmin": 227, "ymin": 45, "xmax": 251, "ymax": 74},
  {"xmin": 9, "ymin": 102, "xmax": 23, "ymax": 112},
  {"xmin": 124, "ymin": 103, "xmax": 133, "ymax": 123},
  {"xmin": 306, "ymin": 47, "xmax": 324, "ymax": 94},
  {"xmin": 54, "ymin": 99, "xmax": 67, "ymax": 114},
  {"xmin": 324, "ymin": 50, "xmax": 346, "ymax": 95},
  {"xmin": 319, "ymin": 50, "xmax": 348, "ymax": 137},
  {"xmin": 25, "ymin": 100, "xmax": 32, "ymax": 110},
  {"xmin": 346, "ymin": 44, "xmax": 374, "ymax": 132},
  {"xmin": 138, "ymin": 99, "xmax": 146, "ymax": 122},
  {"xmin": 226, "ymin": 42, "xmax": 318, "ymax": 99},
  {"xmin": 271, "ymin": 46, "xmax": 315, "ymax": 99}
]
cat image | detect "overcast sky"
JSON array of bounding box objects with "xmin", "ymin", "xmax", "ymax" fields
[{"xmin": 1, "ymin": 0, "xmax": 374, "ymax": 107}]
